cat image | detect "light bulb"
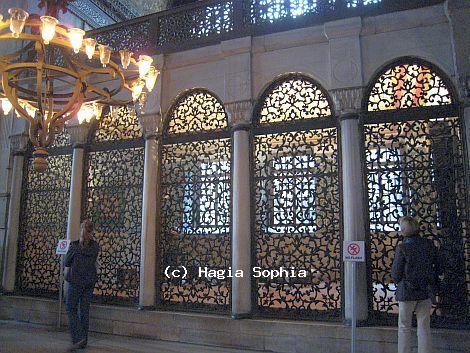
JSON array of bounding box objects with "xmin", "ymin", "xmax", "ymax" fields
[
  {"xmin": 131, "ymin": 80, "xmax": 145, "ymax": 102},
  {"xmin": 119, "ymin": 50, "xmax": 132, "ymax": 69},
  {"xmin": 145, "ymin": 65, "xmax": 159, "ymax": 92},
  {"xmin": 1, "ymin": 99, "xmax": 13, "ymax": 115},
  {"xmin": 8, "ymin": 8, "xmax": 29, "ymax": 38},
  {"xmin": 84, "ymin": 38, "xmax": 96, "ymax": 59},
  {"xmin": 138, "ymin": 55, "xmax": 153, "ymax": 79},
  {"xmin": 40, "ymin": 16, "xmax": 59, "ymax": 45},
  {"xmin": 68, "ymin": 28, "xmax": 85, "ymax": 54},
  {"xmin": 77, "ymin": 104, "xmax": 94, "ymax": 124},
  {"xmin": 99, "ymin": 44, "xmax": 111, "ymax": 68}
]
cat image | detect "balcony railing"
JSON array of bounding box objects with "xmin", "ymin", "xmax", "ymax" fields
[{"xmin": 88, "ymin": 0, "xmax": 445, "ymax": 55}]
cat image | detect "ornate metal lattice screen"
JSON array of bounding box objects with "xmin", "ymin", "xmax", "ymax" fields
[
  {"xmin": 158, "ymin": 89, "xmax": 231, "ymax": 312},
  {"xmin": 363, "ymin": 60, "xmax": 469, "ymax": 327},
  {"xmin": 83, "ymin": 106, "xmax": 144, "ymax": 304},
  {"xmin": 16, "ymin": 128, "xmax": 72, "ymax": 297},
  {"xmin": 253, "ymin": 75, "xmax": 341, "ymax": 319}
]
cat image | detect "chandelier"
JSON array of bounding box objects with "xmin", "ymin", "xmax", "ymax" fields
[{"xmin": 0, "ymin": 3, "xmax": 158, "ymax": 172}]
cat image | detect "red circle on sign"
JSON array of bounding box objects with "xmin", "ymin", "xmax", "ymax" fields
[
  {"xmin": 348, "ymin": 243, "xmax": 360, "ymax": 256},
  {"xmin": 60, "ymin": 242, "xmax": 66, "ymax": 249}
]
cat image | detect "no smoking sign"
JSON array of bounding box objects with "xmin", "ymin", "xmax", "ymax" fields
[
  {"xmin": 343, "ymin": 241, "xmax": 365, "ymax": 262},
  {"xmin": 55, "ymin": 239, "xmax": 70, "ymax": 255}
]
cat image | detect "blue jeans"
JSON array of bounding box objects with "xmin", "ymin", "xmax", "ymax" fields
[{"xmin": 65, "ymin": 283, "xmax": 93, "ymax": 344}]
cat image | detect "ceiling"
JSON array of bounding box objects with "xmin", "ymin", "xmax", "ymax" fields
[{"xmin": 68, "ymin": 0, "xmax": 170, "ymax": 28}]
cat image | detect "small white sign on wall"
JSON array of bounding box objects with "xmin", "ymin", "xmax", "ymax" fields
[
  {"xmin": 55, "ymin": 239, "xmax": 70, "ymax": 255},
  {"xmin": 343, "ymin": 241, "xmax": 365, "ymax": 262}
]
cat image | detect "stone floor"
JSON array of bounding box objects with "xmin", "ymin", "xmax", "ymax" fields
[{"xmin": 0, "ymin": 320, "xmax": 267, "ymax": 353}]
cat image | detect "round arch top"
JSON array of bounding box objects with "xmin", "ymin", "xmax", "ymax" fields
[
  {"xmin": 366, "ymin": 59, "xmax": 454, "ymax": 112},
  {"xmin": 165, "ymin": 88, "xmax": 228, "ymax": 136},
  {"xmin": 255, "ymin": 74, "xmax": 333, "ymax": 125}
]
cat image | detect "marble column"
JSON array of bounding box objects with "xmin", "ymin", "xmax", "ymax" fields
[
  {"xmin": 2, "ymin": 133, "xmax": 28, "ymax": 292},
  {"xmin": 65, "ymin": 123, "xmax": 90, "ymax": 242},
  {"xmin": 138, "ymin": 113, "xmax": 160, "ymax": 309},
  {"xmin": 226, "ymin": 101, "xmax": 252, "ymax": 318},
  {"xmin": 333, "ymin": 88, "xmax": 369, "ymax": 323}
]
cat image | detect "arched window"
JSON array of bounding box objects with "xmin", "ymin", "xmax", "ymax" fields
[
  {"xmin": 158, "ymin": 89, "xmax": 231, "ymax": 312},
  {"xmin": 363, "ymin": 58, "xmax": 468, "ymax": 326},
  {"xmin": 16, "ymin": 128, "xmax": 72, "ymax": 297},
  {"xmin": 253, "ymin": 74, "xmax": 341, "ymax": 319},
  {"xmin": 82, "ymin": 106, "xmax": 144, "ymax": 304}
]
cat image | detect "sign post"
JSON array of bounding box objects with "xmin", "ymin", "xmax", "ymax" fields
[
  {"xmin": 343, "ymin": 240, "xmax": 365, "ymax": 353},
  {"xmin": 55, "ymin": 239, "xmax": 70, "ymax": 329}
]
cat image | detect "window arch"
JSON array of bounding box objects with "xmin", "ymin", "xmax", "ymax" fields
[
  {"xmin": 252, "ymin": 74, "xmax": 341, "ymax": 320},
  {"xmin": 82, "ymin": 105, "xmax": 145, "ymax": 304},
  {"xmin": 366, "ymin": 60, "xmax": 453, "ymax": 111},
  {"xmin": 362, "ymin": 58, "xmax": 468, "ymax": 327},
  {"xmin": 158, "ymin": 88, "xmax": 231, "ymax": 312}
]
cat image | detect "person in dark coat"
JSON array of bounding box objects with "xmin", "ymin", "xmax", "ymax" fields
[
  {"xmin": 64, "ymin": 220, "xmax": 99, "ymax": 351},
  {"xmin": 392, "ymin": 216, "xmax": 440, "ymax": 353}
]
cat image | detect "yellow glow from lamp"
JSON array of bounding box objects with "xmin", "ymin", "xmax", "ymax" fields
[
  {"xmin": 93, "ymin": 103, "xmax": 103, "ymax": 120},
  {"xmin": 8, "ymin": 8, "xmax": 29, "ymax": 38},
  {"xmin": 1, "ymin": 99, "xmax": 13, "ymax": 115},
  {"xmin": 77, "ymin": 104, "xmax": 94, "ymax": 124},
  {"xmin": 131, "ymin": 80, "xmax": 145, "ymax": 102},
  {"xmin": 24, "ymin": 103, "xmax": 37, "ymax": 118},
  {"xmin": 99, "ymin": 44, "xmax": 111, "ymax": 67},
  {"xmin": 138, "ymin": 55, "xmax": 153, "ymax": 79},
  {"xmin": 84, "ymin": 38, "xmax": 96, "ymax": 59},
  {"xmin": 40, "ymin": 16, "xmax": 59, "ymax": 45},
  {"xmin": 145, "ymin": 65, "xmax": 159, "ymax": 92},
  {"xmin": 68, "ymin": 28, "xmax": 85, "ymax": 53}
]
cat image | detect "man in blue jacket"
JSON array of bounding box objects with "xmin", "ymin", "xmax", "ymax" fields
[
  {"xmin": 64, "ymin": 220, "xmax": 99, "ymax": 350},
  {"xmin": 392, "ymin": 216, "xmax": 441, "ymax": 353}
]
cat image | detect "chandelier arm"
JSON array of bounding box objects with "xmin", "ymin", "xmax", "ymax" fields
[
  {"xmin": 52, "ymin": 81, "xmax": 84, "ymax": 125},
  {"xmin": 2, "ymin": 76, "xmax": 34, "ymax": 123},
  {"xmin": 53, "ymin": 97, "xmax": 83, "ymax": 127},
  {"xmin": 86, "ymin": 83, "xmax": 112, "ymax": 99},
  {"xmin": 35, "ymin": 42, "xmax": 45, "ymax": 117},
  {"xmin": 43, "ymin": 123, "xmax": 56, "ymax": 147},
  {"xmin": 28, "ymin": 120, "xmax": 40, "ymax": 148}
]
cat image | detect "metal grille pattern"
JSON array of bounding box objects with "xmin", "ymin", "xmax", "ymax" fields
[
  {"xmin": 84, "ymin": 145, "xmax": 144, "ymax": 303},
  {"xmin": 157, "ymin": 1, "xmax": 233, "ymax": 46},
  {"xmin": 165, "ymin": 89, "xmax": 228, "ymax": 136},
  {"xmin": 50, "ymin": 127, "xmax": 71, "ymax": 148},
  {"xmin": 364, "ymin": 118, "xmax": 469, "ymax": 326},
  {"xmin": 258, "ymin": 74, "xmax": 332, "ymax": 124},
  {"xmin": 88, "ymin": 0, "xmax": 437, "ymax": 54},
  {"xmin": 159, "ymin": 90, "xmax": 231, "ymax": 312},
  {"xmin": 367, "ymin": 63, "xmax": 452, "ymax": 111},
  {"xmin": 247, "ymin": 0, "xmax": 323, "ymax": 24},
  {"xmin": 253, "ymin": 75, "xmax": 341, "ymax": 319},
  {"xmin": 16, "ymin": 152, "xmax": 72, "ymax": 297},
  {"xmin": 94, "ymin": 106, "xmax": 142, "ymax": 142},
  {"xmin": 93, "ymin": 20, "xmax": 152, "ymax": 54}
]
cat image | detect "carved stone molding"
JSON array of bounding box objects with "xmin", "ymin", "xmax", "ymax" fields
[
  {"xmin": 138, "ymin": 112, "xmax": 161, "ymax": 139},
  {"xmin": 331, "ymin": 87, "xmax": 363, "ymax": 115},
  {"xmin": 66, "ymin": 123, "xmax": 91, "ymax": 147},
  {"xmin": 226, "ymin": 100, "xmax": 253, "ymax": 128},
  {"xmin": 9, "ymin": 133, "xmax": 29, "ymax": 155}
]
